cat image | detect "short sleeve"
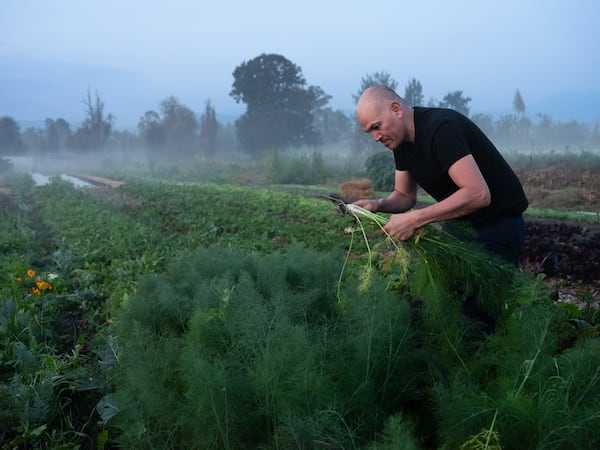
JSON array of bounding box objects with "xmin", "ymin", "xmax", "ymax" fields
[{"xmin": 432, "ymin": 120, "xmax": 471, "ymax": 172}]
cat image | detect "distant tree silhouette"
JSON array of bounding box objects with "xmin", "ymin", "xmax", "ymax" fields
[
  {"xmin": 231, "ymin": 53, "xmax": 324, "ymax": 154},
  {"xmin": 138, "ymin": 110, "xmax": 164, "ymax": 149},
  {"xmin": 513, "ymin": 89, "xmax": 526, "ymax": 115},
  {"xmin": 21, "ymin": 126, "xmax": 44, "ymax": 152},
  {"xmin": 313, "ymin": 107, "xmax": 353, "ymax": 144},
  {"xmin": 160, "ymin": 96, "xmax": 198, "ymax": 157},
  {"xmin": 440, "ymin": 90, "xmax": 472, "ymax": 116},
  {"xmin": 70, "ymin": 89, "xmax": 114, "ymax": 151},
  {"xmin": 138, "ymin": 97, "xmax": 198, "ymax": 163},
  {"xmin": 309, "ymin": 85, "xmax": 351, "ymax": 144},
  {"xmin": 404, "ymin": 78, "xmax": 424, "ymax": 106},
  {"xmin": 44, "ymin": 118, "xmax": 71, "ymax": 152},
  {"xmin": 0, "ymin": 116, "xmax": 24, "ymax": 155},
  {"xmin": 471, "ymin": 113, "xmax": 495, "ymax": 138},
  {"xmin": 199, "ymin": 99, "xmax": 219, "ymax": 157}
]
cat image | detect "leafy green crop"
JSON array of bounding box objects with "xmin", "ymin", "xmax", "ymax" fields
[
  {"xmin": 107, "ymin": 245, "xmax": 423, "ymax": 448},
  {"xmin": 1, "ymin": 174, "xmax": 599, "ymax": 449}
]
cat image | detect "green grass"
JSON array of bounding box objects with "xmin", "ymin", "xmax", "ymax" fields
[{"xmin": 524, "ymin": 207, "xmax": 600, "ymax": 223}]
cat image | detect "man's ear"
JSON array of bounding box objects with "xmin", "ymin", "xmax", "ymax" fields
[{"xmin": 390, "ymin": 101, "xmax": 403, "ymax": 117}]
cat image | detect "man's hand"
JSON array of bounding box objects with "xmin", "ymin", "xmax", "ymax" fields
[
  {"xmin": 352, "ymin": 198, "xmax": 381, "ymax": 212},
  {"xmin": 383, "ymin": 212, "xmax": 419, "ymax": 241}
]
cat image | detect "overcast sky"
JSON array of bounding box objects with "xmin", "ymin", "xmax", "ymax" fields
[{"xmin": 1, "ymin": 0, "xmax": 599, "ymax": 129}]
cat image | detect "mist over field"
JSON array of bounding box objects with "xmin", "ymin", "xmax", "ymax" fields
[{"xmin": 1, "ymin": 2, "xmax": 599, "ymax": 211}]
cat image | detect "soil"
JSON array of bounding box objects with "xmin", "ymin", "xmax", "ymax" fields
[
  {"xmin": 521, "ymin": 218, "xmax": 600, "ymax": 310},
  {"xmin": 517, "ymin": 165, "xmax": 600, "ymax": 310},
  {"xmin": 514, "ymin": 165, "xmax": 600, "ymax": 213}
]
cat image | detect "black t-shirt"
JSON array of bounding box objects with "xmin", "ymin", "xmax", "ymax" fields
[{"xmin": 393, "ymin": 107, "xmax": 528, "ymax": 228}]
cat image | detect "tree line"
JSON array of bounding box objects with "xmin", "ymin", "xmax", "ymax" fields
[{"xmin": 1, "ymin": 53, "xmax": 599, "ymax": 159}]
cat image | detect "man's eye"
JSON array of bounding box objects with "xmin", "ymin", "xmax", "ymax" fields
[{"xmin": 365, "ymin": 123, "xmax": 381, "ymax": 133}]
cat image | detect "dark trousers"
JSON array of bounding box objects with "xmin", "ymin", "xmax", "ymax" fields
[
  {"xmin": 475, "ymin": 215, "xmax": 525, "ymax": 266},
  {"xmin": 463, "ymin": 214, "xmax": 525, "ymax": 332}
]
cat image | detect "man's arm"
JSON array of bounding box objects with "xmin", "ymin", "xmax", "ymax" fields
[
  {"xmin": 353, "ymin": 169, "xmax": 417, "ymax": 213},
  {"xmin": 383, "ymin": 154, "xmax": 491, "ymax": 240}
]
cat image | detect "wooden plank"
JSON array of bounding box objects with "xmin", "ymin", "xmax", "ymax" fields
[{"xmin": 68, "ymin": 173, "xmax": 125, "ymax": 188}]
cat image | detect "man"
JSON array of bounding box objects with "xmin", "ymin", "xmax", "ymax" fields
[{"xmin": 354, "ymin": 86, "xmax": 528, "ymax": 266}]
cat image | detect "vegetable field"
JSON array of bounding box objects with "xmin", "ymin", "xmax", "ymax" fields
[{"xmin": 1, "ymin": 174, "xmax": 599, "ymax": 449}]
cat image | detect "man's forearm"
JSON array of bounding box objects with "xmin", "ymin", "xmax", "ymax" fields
[
  {"xmin": 377, "ymin": 190, "xmax": 417, "ymax": 213},
  {"xmin": 409, "ymin": 186, "xmax": 489, "ymax": 228}
]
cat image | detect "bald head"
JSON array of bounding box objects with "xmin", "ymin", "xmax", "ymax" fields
[
  {"xmin": 356, "ymin": 85, "xmax": 415, "ymax": 148},
  {"xmin": 357, "ymin": 86, "xmax": 405, "ymax": 112}
]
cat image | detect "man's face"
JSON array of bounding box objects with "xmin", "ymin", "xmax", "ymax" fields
[{"xmin": 357, "ymin": 101, "xmax": 405, "ymax": 150}]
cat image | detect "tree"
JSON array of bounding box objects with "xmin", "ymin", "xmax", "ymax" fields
[
  {"xmin": 44, "ymin": 118, "xmax": 71, "ymax": 152},
  {"xmin": 230, "ymin": 53, "xmax": 323, "ymax": 154},
  {"xmin": 0, "ymin": 116, "xmax": 23, "ymax": 155},
  {"xmin": 471, "ymin": 113, "xmax": 495, "ymax": 138},
  {"xmin": 313, "ymin": 108, "xmax": 353, "ymax": 145},
  {"xmin": 137, "ymin": 97, "xmax": 199, "ymax": 161},
  {"xmin": 21, "ymin": 127, "xmax": 44, "ymax": 152},
  {"xmin": 107, "ymin": 130, "xmax": 141, "ymax": 150},
  {"xmin": 513, "ymin": 89, "xmax": 526, "ymax": 115},
  {"xmin": 404, "ymin": 78, "xmax": 424, "ymax": 106},
  {"xmin": 494, "ymin": 114, "xmax": 518, "ymax": 146},
  {"xmin": 439, "ymin": 90, "xmax": 472, "ymax": 116},
  {"xmin": 138, "ymin": 110, "xmax": 165, "ymax": 150},
  {"xmin": 427, "ymin": 96, "xmax": 439, "ymax": 107},
  {"xmin": 159, "ymin": 96, "xmax": 198, "ymax": 157},
  {"xmin": 516, "ymin": 115, "xmax": 532, "ymax": 144},
  {"xmin": 199, "ymin": 99, "xmax": 219, "ymax": 157},
  {"xmin": 309, "ymin": 85, "xmax": 351, "ymax": 145},
  {"xmin": 70, "ymin": 89, "xmax": 114, "ymax": 151}
]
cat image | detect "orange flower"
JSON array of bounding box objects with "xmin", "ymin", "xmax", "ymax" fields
[
  {"xmin": 36, "ymin": 279, "xmax": 43, "ymax": 288},
  {"xmin": 36, "ymin": 279, "xmax": 52, "ymax": 290},
  {"xmin": 31, "ymin": 287, "xmax": 41, "ymax": 295},
  {"xmin": 16, "ymin": 277, "xmax": 22, "ymax": 283},
  {"xmin": 27, "ymin": 269, "xmax": 35, "ymax": 277}
]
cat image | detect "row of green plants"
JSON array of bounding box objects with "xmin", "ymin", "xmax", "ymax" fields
[
  {"xmin": 107, "ymin": 243, "xmax": 600, "ymax": 449},
  {"xmin": 1, "ymin": 173, "xmax": 599, "ymax": 449},
  {"xmin": 0, "ymin": 174, "xmax": 352, "ymax": 449}
]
